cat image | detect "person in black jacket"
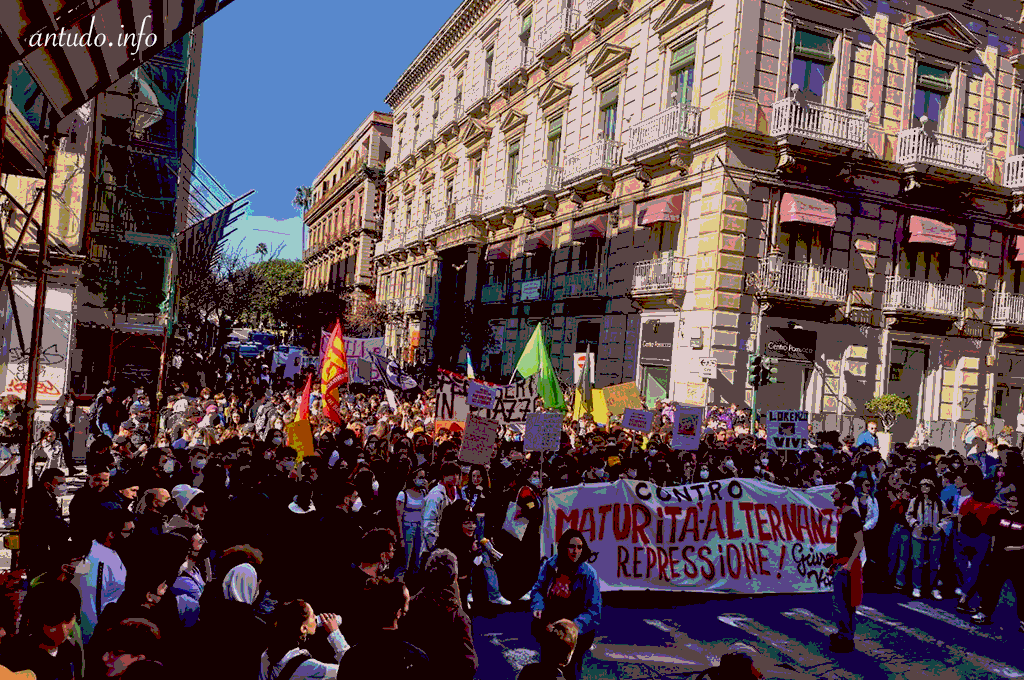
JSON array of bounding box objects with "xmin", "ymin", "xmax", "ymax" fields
[
  {"xmin": 21, "ymin": 468, "xmax": 69, "ymax": 578},
  {"xmin": 0, "ymin": 580, "xmax": 83, "ymax": 680},
  {"xmin": 337, "ymin": 578, "xmax": 429, "ymax": 678},
  {"xmin": 68, "ymin": 465, "xmax": 113, "ymax": 552},
  {"xmin": 193, "ymin": 562, "xmax": 266, "ymax": 680}
]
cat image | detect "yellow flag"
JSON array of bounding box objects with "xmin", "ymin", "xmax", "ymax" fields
[{"xmin": 285, "ymin": 418, "xmax": 315, "ymax": 465}]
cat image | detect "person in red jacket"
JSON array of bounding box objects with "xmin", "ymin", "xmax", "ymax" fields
[
  {"xmin": 972, "ymin": 490, "xmax": 1024, "ymax": 629},
  {"xmin": 955, "ymin": 484, "xmax": 1001, "ymax": 614}
]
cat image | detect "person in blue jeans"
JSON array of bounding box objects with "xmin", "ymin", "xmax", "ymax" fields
[
  {"xmin": 906, "ymin": 477, "xmax": 947, "ymax": 600},
  {"xmin": 888, "ymin": 486, "xmax": 913, "ymax": 592},
  {"xmin": 829, "ymin": 483, "xmax": 864, "ymax": 654}
]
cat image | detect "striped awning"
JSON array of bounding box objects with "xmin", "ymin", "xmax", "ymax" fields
[
  {"xmin": 524, "ymin": 230, "xmax": 552, "ymax": 252},
  {"xmin": 571, "ymin": 214, "xmax": 608, "ymax": 241},
  {"xmin": 485, "ymin": 240, "xmax": 512, "ymax": 260},
  {"xmin": 780, "ymin": 193, "xmax": 836, "ymax": 227},
  {"xmin": 637, "ymin": 194, "xmax": 683, "ymax": 225},
  {"xmin": 908, "ymin": 216, "xmax": 956, "ymax": 247}
]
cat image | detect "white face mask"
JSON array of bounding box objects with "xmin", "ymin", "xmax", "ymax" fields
[
  {"xmin": 371, "ymin": 479, "xmax": 379, "ymax": 492},
  {"xmin": 699, "ymin": 470, "xmax": 710, "ymax": 480},
  {"xmin": 162, "ymin": 460, "xmax": 176, "ymax": 474},
  {"xmin": 272, "ymin": 436, "xmax": 284, "ymax": 446},
  {"xmin": 724, "ymin": 460, "xmax": 735, "ymax": 470},
  {"xmin": 282, "ymin": 461, "xmax": 294, "ymax": 473},
  {"xmin": 530, "ymin": 476, "xmax": 541, "ymax": 487},
  {"xmin": 754, "ymin": 466, "xmax": 761, "ymax": 474},
  {"xmin": 761, "ymin": 457, "xmax": 769, "ymax": 465},
  {"xmin": 194, "ymin": 458, "xmax": 207, "ymax": 470},
  {"xmin": 55, "ymin": 483, "xmax": 68, "ymax": 497},
  {"xmin": 345, "ymin": 438, "xmax": 354, "ymax": 447},
  {"xmin": 414, "ymin": 478, "xmax": 427, "ymax": 488},
  {"xmin": 352, "ymin": 497, "xmax": 363, "ymax": 512}
]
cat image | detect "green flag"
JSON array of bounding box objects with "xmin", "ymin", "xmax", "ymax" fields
[{"xmin": 514, "ymin": 324, "xmax": 566, "ymax": 410}]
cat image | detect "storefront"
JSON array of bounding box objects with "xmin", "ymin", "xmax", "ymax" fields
[
  {"xmin": 759, "ymin": 325, "xmax": 818, "ymax": 411},
  {"xmin": 638, "ymin": 319, "xmax": 674, "ymax": 406}
]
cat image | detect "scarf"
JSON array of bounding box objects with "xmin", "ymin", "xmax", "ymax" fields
[{"xmin": 222, "ymin": 563, "xmax": 259, "ymax": 604}]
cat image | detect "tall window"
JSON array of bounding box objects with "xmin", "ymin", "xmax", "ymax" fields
[
  {"xmin": 413, "ymin": 113, "xmax": 420, "ymax": 144},
  {"xmin": 423, "ymin": 192, "xmax": 432, "ymax": 222},
  {"xmin": 599, "ymin": 84, "xmax": 619, "ymax": 140},
  {"xmin": 529, "ymin": 251, "xmax": 550, "ymax": 279},
  {"xmin": 470, "ymin": 155, "xmax": 483, "ymax": 194},
  {"xmin": 455, "ymin": 74, "xmax": 464, "ymax": 107},
  {"xmin": 1017, "ymin": 100, "xmax": 1024, "ymax": 155},
  {"xmin": 433, "ymin": 94, "xmax": 441, "ymax": 126},
  {"xmin": 899, "ymin": 245, "xmax": 949, "ymax": 283},
  {"xmin": 669, "ymin": 41, "xmax": 696, "ymax": 106},
  {"xmin": 507, "ymin": 141, "xmax": 520, "ymax": 186},
  {"xmin": 520, "ymin": 11, "xmax": 532, "ymax": 52},
  {"xmin": 405, "ymin": 201, "xmax": 413, "ymax": 230},
  {"xmin": 484, "ymin": 46, "xmax": 494, "ymax": 90},
  {"xmin": 790, "ymin": 29, "xmax": 834, "ymax": 102},
  {"xmin": 445, "ymin": 178, "xmax": 455, "ymax": 219},
  {"xmin": 914, "ymin": 64, "xmax": 951, "ymax": 128},
  {"xmin": 575, "ymin": 239, "xmax": 600, "ymax": 272},
  {"xmin": 547, "ymin": 114, "xmax": 563, "ymax": 165},
  {"xmin": 779, "ymin": 223, "xmax": 826, "ymax": 264}
]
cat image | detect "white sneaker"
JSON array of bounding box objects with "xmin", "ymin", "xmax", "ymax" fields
[
  {"xmin": 931, "ymin": 589, "xmax": 942, "ymax": 600},
  {"xmin": 520, "ymin": 592, "xmax": 532, "ymax": 602},
  {"xmin": 467, "ymin": 593, "xmax": 474, "ymax": 604},
  {"xmin": 912, "ymin": 588, "xmax": 922, "ymax": 599},
  {"xmin": 955, "ymin": 588, "xmax": 964, "ymax": 597},
  {"xmin": 490, "ymin": 596, "xmax": 512, "ymax": 606}
]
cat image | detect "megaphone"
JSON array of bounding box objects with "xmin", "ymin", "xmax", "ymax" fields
[{"xmin": 479, "ymin": 537, "xmax": 503, "ymax": 562}]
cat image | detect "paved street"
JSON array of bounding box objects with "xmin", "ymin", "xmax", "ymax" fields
[{"xmin": 471, "ymin": 590, "xmax": 1024, "ymax": 679}]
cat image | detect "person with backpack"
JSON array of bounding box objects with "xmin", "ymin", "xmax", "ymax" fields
[{"xmin": 905, "ymin": 476, "xmax": 948, "ymax": 600}]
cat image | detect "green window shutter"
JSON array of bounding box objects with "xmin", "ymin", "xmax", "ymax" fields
[
  {"xmin": 917, "ymin": 64, "xmax": 952, "ymax": 93},
  {"xmin": 600, "ymin": 84, "xmax": 619, "ymax": 108},
  {"xmin": 793, "ymin": 30, "xmax": 834, "ymax": 63},
  {"xmin": 508, "ymin": 141, "xmax": 520, "ymax": 157},
  {"xmin": 670, "ymin": 41, "xmax": 696, "ymax": 71},
  {"xmin": 486, "ymin": 46, "xmax": 494, "ymax": 62},
  {"xmin": 520, "ymin": 12, "xmax": 532, "ymax": 37},
  {"xmin": 547, "ymin": 115, "xmax": 563, "ymax": 140}
]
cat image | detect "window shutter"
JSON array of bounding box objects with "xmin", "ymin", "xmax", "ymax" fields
[
  {"xmin": 520, "ymin": 12, "xmax": 532, "ymax": 37},
  {"xmin": 670, "ymin": 41, "xmax": 696, "ymax": 70},
  {"xmin": 917, "ymin": 64, "xmax": 952, "ymax": 94},
  {"xmin": 508, "ymin": 141, "xmax": 520, "ymax": 157},
  {"xmin": 600, "ymin": 84, "xmax": 619, "ymax": 108},
  {"xmin": 547, "ymin": 115, "xmax": 563, "ymax": 140},
  {"xmin": 793, "ymin": 30, "xmax": 834, "ymax": 63}
]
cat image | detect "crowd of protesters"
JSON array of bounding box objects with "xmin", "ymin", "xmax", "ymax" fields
[{"xmin": 0, "ymin": 353, "xmax": 1015, "ymax": 677}]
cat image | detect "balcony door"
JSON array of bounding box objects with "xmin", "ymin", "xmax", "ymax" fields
[
  {"xmin": 888, "ymin": 344, "xmax": 927, "ymax": 441},
  {"xmin": 898, "ymin": 245, "xmax": 949, "ymax": 284},
  {"xmin": 669, "ymin": 41, "xmax": 696, "ymax": 107},
  {"xmin": 789, "ymin": 29, "xmax": 834, "ymax": 104},
  {"xmin": 779, "ymin": 222, "xmax": 826, "ymax": 265},
  {"xmin": 599, "ymin": 83, "xmax": 619, "ymax": 141}
]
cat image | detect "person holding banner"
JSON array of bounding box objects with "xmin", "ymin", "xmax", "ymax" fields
[
  {"xmin": 829, "ymin": 483, "xmax": 864, "ymax": 654},
  {"xmin": 529, "ymin": 529, "xmax": 601, "ymax": 680}
]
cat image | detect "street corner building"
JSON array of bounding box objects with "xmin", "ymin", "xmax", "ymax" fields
[{"xmin": 371, "ymin": 0, "xmax": 1024, "ymax": 441}]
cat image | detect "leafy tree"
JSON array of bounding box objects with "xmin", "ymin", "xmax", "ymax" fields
[
  {"xmin": 239, "ymin": 258, "xmax": 304, "ymax": 328},
  {"xmin": 865, "ymin": 394, "xmax": 912, "ymax": 433}
]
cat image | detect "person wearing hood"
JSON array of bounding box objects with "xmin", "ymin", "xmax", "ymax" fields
[
  {"xmin": 165, "ymin": 485, "xmax": 207, "ymax": 534},
  {"xmin": 112, "ymin": 472, "xmax": 140, "ymax": 515},
  {"xmin": 195, "ymin": 563, "xmax": 266, "ymax": 678},
  {"xmin": 401, "ymin": 548, "xmax": 477, "ymax": 679},
  {"xmin": 528, "ymin": 530, "xmax": 601, "ymax": 680}
]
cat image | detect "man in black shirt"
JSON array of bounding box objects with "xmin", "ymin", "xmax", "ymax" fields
[
  {"xmin": 829, "ymin": 483, "xmax": 864, "ymax": 653},
  {"xmin": 972, "ymin": 489, "xmax": 1024, "ymax": 628}
]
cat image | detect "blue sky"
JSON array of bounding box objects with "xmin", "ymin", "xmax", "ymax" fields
[{"xmin": 195, "ymin": 0, "xmax": 457, "ymax": 261}]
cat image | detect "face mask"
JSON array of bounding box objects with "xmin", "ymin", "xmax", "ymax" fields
[
  {"xmin": 414, "ymin": 478, "xmax": 427, "ymax": 488},
  {"xmin": 55, "ymin": 484, "xmax": 68, "ymax": 496},
  {"xmin": 163, "ymin": 460, "xmax": 176, "ymax": 474},
  {"xmin": 194, "ymin": 458, "xmax": 207, "ymax": 470},
  {"xmin": 272, "ymin": 436, "xmax": 284, "ymax": 446},
  {"xmin": 761, "ymin": 457, "xmax": 769, "ymax": 466},
  {"xmin": 530, "ymin": 476, "xmax": 541, "ymax": 487},
  {"xmin": 282, "ymin": 461, "xmax": 294, "ymax": 473},
  {"xmin": 596, "ymin": 469, "xmax": 608, "ymax": 480},
  {"xmin": 699, "ymin": 470, "xmax": 710, "ymax": 480},
  {"xmin": 754, "ymin": 466, "xmax": 761, "ymax": 474},
  {"xmin": 352, "ymin": 498, "xmax": 363, "ymax": 512},
  {"xmin": 158, "ymin": 441, "xmax": 169, "ymax": 448},
  {"xmin": 724, "ymin": 460, "xmax": 735, "ymax": 470},
  {"xmin": 371, "ymin": 479, "xmax": 380, "ymax": 492},
  {"xmin": 345, "ymin": 438, "xmax": 354, "ymax": 447}
]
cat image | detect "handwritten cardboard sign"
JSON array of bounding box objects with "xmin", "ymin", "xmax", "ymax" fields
[
  {"xmin": 621, "ymin": 408, "xmax": 654, "ymax": 433},
  {"xmin": 467, "ymin": 381, "xmax": 498, "ymax": 409},
  {"xmin": 603, "ymin": 382, "xmax": 643, "ymax": 418},
  {"xmin": 459, "ymin": 413, "xmax": 501, "ymax": 465},
  {"xmin": 768, "ymin": 410, "xmax": 809, "ymax": 453},
  {"xmin": 671, "ymin": 405, "xmax": 703, "ymax": 450},
  {"xmin": 523, "ymin": 412, "xmax": 563, "ymax": 452}
]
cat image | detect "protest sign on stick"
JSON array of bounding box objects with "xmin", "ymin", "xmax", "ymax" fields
[
  {"xmin": 621, "ymin": 408, "xmax": 654, "ymax": 433},
  {"xmin": 459, "ymin": 413, "xmax": 501, "ymax": 465},
  {"xmin": 602, "ymin": 382, "xmax": 643, "ymax": 418},
  {"xmin": 467, "ymin": 381, "xmax": 498, "ymax": 409},
  {"xmin": 671, "ymin": 405, "xmax": 703, "ymax": 450},
  {"xmin": 523, "ymin": 412, "xmax": 562, "ymax": 452}
]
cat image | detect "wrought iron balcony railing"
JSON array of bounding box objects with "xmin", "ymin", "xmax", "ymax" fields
[
  {"xmin": 993, "ymin": 291, "xmax": 1024, "ymax": 326},
  {"xmin": 514, "ymin": 164, "xmax": 563, "ymax": 203},
  {"xmin": 895, "ymin": 127, "xmax": 986, "ymax": 176},
  {"xmin": 562, "ymin": 268, "xmax": 600, "ymax": 298},
  {"xmin": 624, "ymin": 103, "xmax": 701, "ymax": 158},
  {"xmin": 562, "ymin": 138, "xmax": 623, "ymax": 183},
  {"xmin": 632, "ymin": 255, "xmax": 687, "ymax": 295},
  {"xmin": 883, "ymin": 275, "xmax": 964, "ymax": 317},
  {"xmin": 757, "ymin": 256, "xmax": 848, "ymax": 303},
  {"xmin": 770, "ymin": 98, "xmax": 868, "ymax": 148}
]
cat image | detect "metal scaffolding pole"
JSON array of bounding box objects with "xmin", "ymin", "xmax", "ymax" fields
[{"xmin": 13, "ymin": 131, "xmax": 59, "ymax": 568}]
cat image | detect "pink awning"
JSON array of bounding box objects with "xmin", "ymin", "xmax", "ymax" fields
[
  {"xmin": 780, "ymin": 193, "xmax": 836, "ymax": 227},
  {"xmin": 571, "ymin": 214, "xmax": 608, "ymax": 241},
  {"xmin": 485, "ymin": 240, "xmax": 512, "ymax": 260},
  {"xmin": 1015, "ymin": 235, "xmax": 1024, "ymax": 262},
  {"xmin": 908, "ymin": 216, "xmax": 957, "ymax": 247},
  {"xmin": 637, "ymin": 194, "xmax": 683, "ymax": 226},
  {"xmin": 524, "ymin": 230, "xmax": 552, "ymax": 252}
]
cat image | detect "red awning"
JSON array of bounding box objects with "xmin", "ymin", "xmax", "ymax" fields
[
  {"xmin": 571, "ymin": 214, "xmax": 608, "ymax": 241},
  {"xmin": 780, "ymin": 193, "xmax": 836, "ymax": 227},
  {"xmin": 1015, "ymin": 235, "xmax": 1024, "ymax": 262},
  {"xmin": 908, "ymin": 216, "xmax": 957, "ymax": 247},
  {"xmin": 524, "ymin": 230, "xmax": 552, "ymax": 252},
  {"xmin": 637, "ymin": 194, "xmax": 683, "ymax": 226},
  {"xmin": 485, "ymin": 240, "xmax": 512, "ymax": 260}
]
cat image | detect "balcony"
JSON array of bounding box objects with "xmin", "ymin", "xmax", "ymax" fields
[
  {"xmin": 532, "ymin": 10, "xmax": 580, "ymax": 63},
  {"xmin": 562, "ymin": 268, "xmax": 600, "ymax": 298},
  {"xmin": 454, "ymin": 193, "xmax": 483, "ymax": 222},
  {"xmin": 770, "ymin": 97, "xmax": 868, "ymax": 149},
  {"xmin": 1005, "ymin": 155, "xmax": 1024, "ymax": 190},
  {"xmin": 373, "ymin": 241, "xmax": 387, "ymax": 258},
  {"xmin": 493, "ymin": 47, "xmax": 530, "ymax": 92},
  {"xmin": 438, "ymin": 101, "xmax": 464, "ymax": 137},
  {"xmin": 514, "ymin": 164, "xmax": 563, "ymax": 207},
  {"xmin": 632, "ymin": 255, "xmax": 688, "ymax": 296},
  {"xmin": 424, "ymin": 207, "xmax": 447, "ymax": 236},
  {"xmin": 384, "ymin": 154, "xmax": 397, "ymax": 178},
  {"xmin": 481, "ymin": 281, "xmax": 509, "ymax": 304},
  {"xmin": 895, "ymin": 127, "xmax": 986, "ymax": 177},
  {"xmin": 513, "ymin": 277, "xmax": 550, "ymax": 303},
  {"xmin": 562, "ymin": 138, "xmax": 623, "ymax": 188},
  {"xmin": 403, "ymin": 294, "xmax": 429, "ymax": 314},
  {"xmin": 400, "ymin": 224, "xmax": 426, "ymax": 249},
  {"xmin": 464, "ymin": 79, "xmax": 492, "ymax": 117},
  {"xmin": 482, "ymin": 186, "xmax": 516, "ymax": 217},
  {"xmin": 883, "ymin": 276, "xmax": 964, "ymax": 319},
  {"xmin": 757, "ymin": 255, "xmax": 848, "ymax": 304},
  {"xmin": 583, "ymin": 0, "xmax": 627, "ymax": 20},
  {"xmin": 994, "ymin": 292, "xmax": 1024, "ymax": 326},
  {"xmin": 625, "ymin": 103, "xmax": 701, "ymax": 160},
  {"xmin": 418, "ymin": 122, "xmax": 436, "ymax": 152}
]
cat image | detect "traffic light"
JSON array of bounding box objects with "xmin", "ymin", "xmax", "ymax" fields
[
  {"xmin": 747, "ymin": 354, "xmax": 762, "ymax": 388},
  {"xmin": 761, "ymin": 357, "xmax": 779, "ymax": 385}
]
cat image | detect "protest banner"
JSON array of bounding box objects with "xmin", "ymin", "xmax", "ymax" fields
[
  {"xmin": 344, "ymin": 337, "xmax": 385, "ymax": 382},
  {"xmin": 541, "ymin": 478, "xmax": 837, "ymax": 594},
  {"xmin": 603, "ymin": 382, "xmax": 644, "ymax": 418},
  {"xmin": 767, "ymin": 410, "xmax": 809, "ymax": 458},
  {"xmin": 384, "ymin": 388, "xmax": 398, "ymax": 412},
  {"xmin": 356, "ymin": 358, "xmax": 372, "ymax": 382},
  {"xmin": 622, "ymin": 408, "xmax": 654, "ymax": 433},
  {"xmin": 459, "ymin": 413, "xmax": 501, "ymax": 465},
  {"xmin": 671, "ymin": 405, "xmax": 703, "ymax": 450},
  {"xmin": 467, "ymin": 381, "xmax": 498, "ymax": 409},
  {"xmin": 523, "ymin": 412, "xmax": 563, "ymax": 452},
  {"xmin": 434, "ymin": 369, "xmax": 539, "ymax": 432}
]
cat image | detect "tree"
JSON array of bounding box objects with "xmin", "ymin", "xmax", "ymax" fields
[
  {"xmin": 238, "ymin": 258, "xmax": 304, "ymax": 328},
  {"xmin": 256, "ymin": 242, "xmax": 268, "ymax": 258},
  {"xmin": 865, "ymin": 394, "xmax": 912, "ymax": 433},
  {"xmin": 292, "ymin": 186, "xmax": 314, "ymax": 213},
  {"xmin": 344, "ymin": 293, "xmax": 396, "ymax": 337}
]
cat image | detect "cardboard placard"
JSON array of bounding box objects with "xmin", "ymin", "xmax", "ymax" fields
[
  {"xmin": 767, "ymin": 410, "xmax": 810, "ymax": 453},
  {"xmin": 524, "ymin": 412, "xmax": 563, "ymax": 452},
  {"xmin": 603, "ymin": 382, "xmax": 643, "ymax": 418},
  {"xmin": 671, "ymin": 405, "xmax": 703, "ymax": 450},
  {"xmin": 621, "ymin": 408, "xmax": 654, "ymax": 433},
  {"xmin": 459, "ymin": 413, "xmax": 501, "ymax": 465},
  {"xmin": 467, "ymin": 381, "xmax": 498, "ymax": 409}
]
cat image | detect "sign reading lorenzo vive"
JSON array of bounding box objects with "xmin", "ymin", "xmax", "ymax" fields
[
  {"xmin": 762, "ymin": 327, "xmax": 817, "ymax": 363},
  {"xmin": 639, "ymin": 321, "xmax": 674, "ymax": 367}
]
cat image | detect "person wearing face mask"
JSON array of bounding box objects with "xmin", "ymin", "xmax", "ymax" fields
[
  {"xmin": 327, "ymin": 528, "xmax": 396, "ymax": 646},
  {"xmin": 971, "ymin": 489, "xmax": 1024, "ymax": 629},
  {"xmin": 396, "ymin": 467, "xmax": 428, "ymax": 580},
  {"xmin": 260, "ymin": 598, "xmax": 348, "ymax": 680},
  {"xmin": 711, "ymin": 453, "xmax": 737, "ymax": 481},
  {"xmin": 0, "ymin": 580, "xmax": 83, "ymax": 679},
  {"xmin": 422, "ymin": 462, "xmax": 465, "ymax": 557},
  {"xmin": 166, "ymin": 485, "xmax": 207, "ymax": 534},
  {"xmin": 21, "ymin": 468, "xmax": 70, "ymax": 577},
  {"xmin": 76, "ymin": 505, "xmax": 134, "ymax": 644}
]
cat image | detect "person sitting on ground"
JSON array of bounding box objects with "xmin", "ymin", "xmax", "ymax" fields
[{"xmin": 516, "ymin": 619, "xmax": 578, "ymax": 679}]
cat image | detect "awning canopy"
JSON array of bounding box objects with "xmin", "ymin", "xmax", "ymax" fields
[
  {"xmin": 0, "ymin": 0, "xmax": 237, "ymax": 120},
  {"xmin": 524, "ymin": 230, "xmax": 552, "ymax": 252},
  {"xmin": 571, "ymin": 214, "xmax": 608, "ymax": 241},
  {"xmin": 1015, "ymin": 234, "xmax": 1024, "ymax": 262},
  {"xmin": 780, "ymin": 193, "xmax": 836, "ymax": 227},
  {"xmin": 485, "ymin": 240, "xmax": 512, "ymax": 260},
  {"xmin": 637, "ymin": 194, "xmax": 683, "ymax": 226},
  {"xmin": 908, "ymin": 216, "xmax": 957, "ymax": 247}
]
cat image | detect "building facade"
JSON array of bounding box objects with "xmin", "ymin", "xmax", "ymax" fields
[
  {"xmin": 303, "ymin": 112, "xmax": 391, "ymax": 301},
  {"xmin": 377, "ymin": 0, "xmax": 1024, "ymax": 441}
]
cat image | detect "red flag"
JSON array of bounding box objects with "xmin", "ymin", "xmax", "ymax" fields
[
  {"xmin": 297, "ymin": 373, "xmax": 312, "ymax": 421},
  {"xmin": 319, "ymin": 320, "xmax": 349, "ymax": 424}
]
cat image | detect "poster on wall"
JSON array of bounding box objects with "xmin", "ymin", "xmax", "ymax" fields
[{"xmin": 3, "ymin": 283, "xmax": 73, "ymax": 405}]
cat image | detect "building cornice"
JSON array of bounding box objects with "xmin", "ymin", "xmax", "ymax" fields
[{"xmin": 385, "ymin": 0, "xmax": 493, "ymax": 108}]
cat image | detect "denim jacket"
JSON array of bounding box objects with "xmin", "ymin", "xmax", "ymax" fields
[{"xmin": 529, "ymin": 556, "xmax": 602, "ymax": 635}]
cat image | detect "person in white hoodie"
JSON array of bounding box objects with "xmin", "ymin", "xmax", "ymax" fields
[{"xmin": 75, "ymin": 504, "xmax": 133, "ymax": 644}]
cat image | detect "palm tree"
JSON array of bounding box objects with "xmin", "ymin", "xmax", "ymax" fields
[
  {"xmin": 256, "ymin": 242, "xmax": 268, "ymax": 258},
  {"xmin": 293, "ymin": 186, "xmax": 314, "ymax": 252}
]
